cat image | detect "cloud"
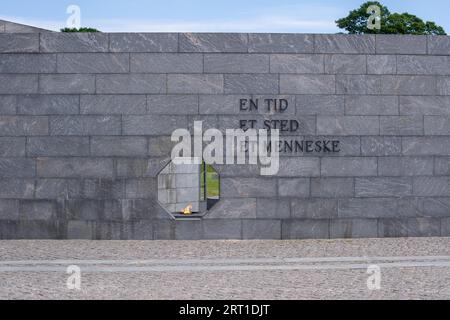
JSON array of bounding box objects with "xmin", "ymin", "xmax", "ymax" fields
[
  {"xmin": 0, "ymin": 4, "xmax": 343, "ymax": 33},
  {"xmin": 85, "ymin": 17, "xmax": 337, "ymax": 33},
  {"xmin": 0, "ymin": 15, "xmax": 62, "ymax": 31}
]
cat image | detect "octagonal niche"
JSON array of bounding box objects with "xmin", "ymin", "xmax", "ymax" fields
[{"xmin": 157, "ymin": 160, "xmax": 220, "ymax": 219}]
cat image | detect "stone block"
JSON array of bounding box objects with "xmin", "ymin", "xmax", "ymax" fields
[
  {"xmin": 402, "ymin": 137, "xmax": 450, "ymax": 156},
  {"xmin": 109, "ymin": 33, "xmax": 178, "ymax": 52},
  {"xmin": 37, "ymin": 158, "xmax": 114, "ymax": 178},
  {"xmin": 330, "ymin": 219, "xmax": 378, "ymax": 238},
  {"xmin": 174, "ymin": 220, "xmax": 203, "ymax": 240},
  {"xmin": 205, "ymin": 54, "xmax": 269, "ymax": 73},
  {"xmin": 81, "ymin": 95, "xmax": 146, "ymax": 115},
  {"xmin": 369, "ymin": 75, "xmax": 437, "ymax": 95},
  {"xmin": 311, "ymin": 178, "xmax": 354, "ymax": 198},
  {"xmin": 256, "ymin": 198, "xmax": 291, "ymax": 219},
  {"xmin": 407, "ymin": 217, "xmax": 441, "ymax": 237},
  {"xmin": 277, "ymin": 158, "xmax": 320, "ymax": 177},
  {"xmin": 221, "ymin": 177, "xmax": 276, "ymax": 197},
  {"xmin": 224, "ymin": 74, "xmax": 278, "ymax": 94},
  {"xmin": 338, "ymin": 198, "xmax": 397, "ymax": 218},
  {"xmin": 361, "ymin": 136, "xmax": 401, "ymax": 156},
  {"xmin": 291, "ymin": 198, "xmax": 337, "ymax": 219},
  {"xmin": 317, "ymin": 116, "xmax": 379, "ymax": 135},
  {"xmin": 206, "ymin": 198, "xmax": 256, "ymax": 219},
  {"xmin": 96, "ymin": 74, "xmax": 166, "ymax": 94},
  {"xmin": 179, "ymin": 33, "xmax": 248, "ymax": 52},
  {"xmin": 57, "ymin": 53, "xmax": 129, "ymax": 73},
  {"xmin": 91, "ymin": 137, "xmax": 147, "ymax": 156},
  {"xmin": 0, "ymin": 95, "xmax": 16, "ymax": 115},
  {"xmin": 0, "ymin": 137, "xmax": 25, "ymax": 157},
  {"xmin": 147, "ymin": 95, "xmax": 198, "ymax": 114},
  {"xmin": 270, "ymin": 54, "xmax": 323, "ymax": 73},
  {"xmin": 413, "ymin": 177, "xmax": 450, "ymax": 196},
  {"xmin": 376, "ymin": 35, "xmax": 426, "ymax": 54},
  {"xmin": 242, "ymin": 219, "xmax": 281, "ymax": 239},
  {"xmin": 280, "ymin": 75, "xmax": 334, "ymax": 94},
  {"xmin": 123, "ymin": 115, "xmax": 187, "ymax": 135},
  {"xmin": 378, "ymin": 157, "xmax": 433, "ymax": 176},
  {"xmin": 400, "ymin": 96, "xmax": 450, "ymax": 115},
  {"xmin": 380, "ymin": 116, "xmax": 423, "ymax": 135},
  {"xmin": 0, "ymin": 179, "xmax": 34, "ymax": 199},
  {"xmin": 168, "ymin": 74, "xmax": 223, "ymax": 94},
  {"xmin": 0, "ymin": 75, "xmax": 38, "ymax": 94},
  {"xmin": 116, "ymin": 158, "xmax": 169, "ymax": 178},
  {"xmin": 281, "ymin": 219, "xmax": 329, "ymax": 239},
  {"xmin": 19, "ymin": 200, "xmax": 57, "ymax": 220},
  {"xmin": 435, "ymin": 157, "xmax": 450, "ymax": 175},
  {"xmin": 378, "ymin": 219, "xmax": 409, "ymax": 237},
  {"xmin": 422, "ymin": 198, "xmax": 450, "ymax": 218},
  {"xmin": 296, "ymin": 95, "xmax": 344, "ymax": 115},
  {"xmin": 277, "ymin": 178, "xmax": 310, "ymax": 197},
  {"xmin": 15, "ymin": 220, "xmax": 60, "ymax": 239},
  {"xmin": 131, "ymin": 53, "xmax": 203, "ymax": 73},
  {"xmin": 425, "ymin": 116, "xmax": 450, "ymax": 135},
  {"xmin": 199, "ymin": 95, "xmax": 246, "ymax": 114},
  {"xmin": 122, "ymin": 199, "xmax": 165, "ymax": 220},
  {"xmin": 39, "ymin": 74, "xmax": 95, "ymax": 94},
  {"xmin": 35, "ymin": 179, "xmax": 81, "ymax": 200},
  {"xmin": 315, "ymin": 34, "xmax": 375, "ymax": 53},
  {"xmin": 0, "ymin": 115, "xmax": 48, "ymax": 136},
  {"xmin": 248, "ymin": 34, "xmax": 313, "ymax": 53},
  {"xmin": 355, "ymin": 177, "xmax": 412, "ymax": 197},
  {"xmin": 442, "ymin": 218, "xmax": 450, "ymax": 236},
  {"xmin": 130, "ymin": 220, "xmax": 154, "ymax": 240},
  {"xmin": 0, "ymin": 54, "xmax": 56, "ymax": 73},
  {"xmin": 152, "ymin": 220, "xmax": 175, "ymax": 240},
  {"xmin": 148, "ymin": 136, "xmax": 175, "ymax": 157},
  {"xmin": 67, "ymin": 220, "xmax": 96, "ymax": 239},
  {"xmin": 65, "ymin": 200, "xmax": 103, "ymax": 220},
  {"xmin": 321, "ymin": 157, "xmax": 377, "ymax": 177},
  {"xmin": 40, "ymin": 33, "xmax": 109, "ymax": 52},
  {"xmin": 367, "ymin": 55, "xmax": 396, "ymax": 74},
  {"xmin": 82, "ymin": 179, "xmax": 125, "ymax": 199},
  {"xmin": 125, "ymin": 179, "xmax": 157, "ymax": 199},
  {"xmin": 27, "ymin": 137, "xmax": 90, "ymax": 156},
  {"xmin": 203, "ymin": 219, "xmax": 242, "ymax": 239},
  {"xmin": 324, "ymin": 54, "xmax": 366, "ymax": 74},
  {"xmin": 49, "ymin": 115, "xmax": 121, "ymax": 135},
  {"xmin": 345, "ymin": 95, "xmax": 398, "ymax": 115},
  {"xmin": 18, "ymin": 95, "xmax": 79, "ymax": 115},
  {"xmin": 397, "ymin": 55, "xmax": 450, "ymax": 75},
  {"xmin": 428, "ymin": 36, "xmax": 450, "ymax": 54},
  {"xmin": 0, "ymin": 158, "xmax": 35, "ymax": 178},
  {"xmin": 0, "ymin": 33, "xmax": 39, "ymax": 53},
  {"xmin": 0, "ymin": 199, "xmax": 19, "ymax": 220},
  {"xmin": 336, "ymin": 75, "xmax": 367, "ymax": 94}
]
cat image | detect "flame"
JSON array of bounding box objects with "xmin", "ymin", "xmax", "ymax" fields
[{"xmin": 181, "ymin": 204, "xmax": 193, "ymax": 215}]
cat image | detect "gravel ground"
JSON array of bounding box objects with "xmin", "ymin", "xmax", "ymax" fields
[{"xmin": 1, "ymin": 238, "xmax": 450, "ymax": 299}]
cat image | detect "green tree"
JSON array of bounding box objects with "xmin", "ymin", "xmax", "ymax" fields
[
  {"xmin": 336, "ymin": 1, "xmax": 446, "ymax": 35},
  {"xmin": 61, "ymin": 27, "xmax": 100, "ymax": 32}
]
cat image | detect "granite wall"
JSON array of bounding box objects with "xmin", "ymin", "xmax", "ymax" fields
[{"xmin": 1, "ymin": 32, "xmax": 450, "ymax": 239}]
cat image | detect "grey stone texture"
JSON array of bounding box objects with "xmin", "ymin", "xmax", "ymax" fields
[{"xmin": 1, "ymin": 32, "xmax": 450, "ymax": 239}]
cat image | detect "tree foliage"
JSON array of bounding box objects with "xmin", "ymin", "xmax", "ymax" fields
[{"xmin": 336, "ymin": 1, "xmax": 446, "ymax": 35}]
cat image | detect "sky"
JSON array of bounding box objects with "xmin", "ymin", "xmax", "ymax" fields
[{"xmin": 1, "ymin": 0, "xmax": 450, "ymax": 33}]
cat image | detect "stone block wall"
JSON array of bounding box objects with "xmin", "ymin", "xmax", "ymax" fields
[{"xmin": 1, "ymin": 32, "xmax": 450, "ymax": 239}]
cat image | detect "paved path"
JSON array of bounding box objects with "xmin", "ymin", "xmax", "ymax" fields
[{"xmin": 1, "ymin": 238, "xmax": 450, "ymax": 299}]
